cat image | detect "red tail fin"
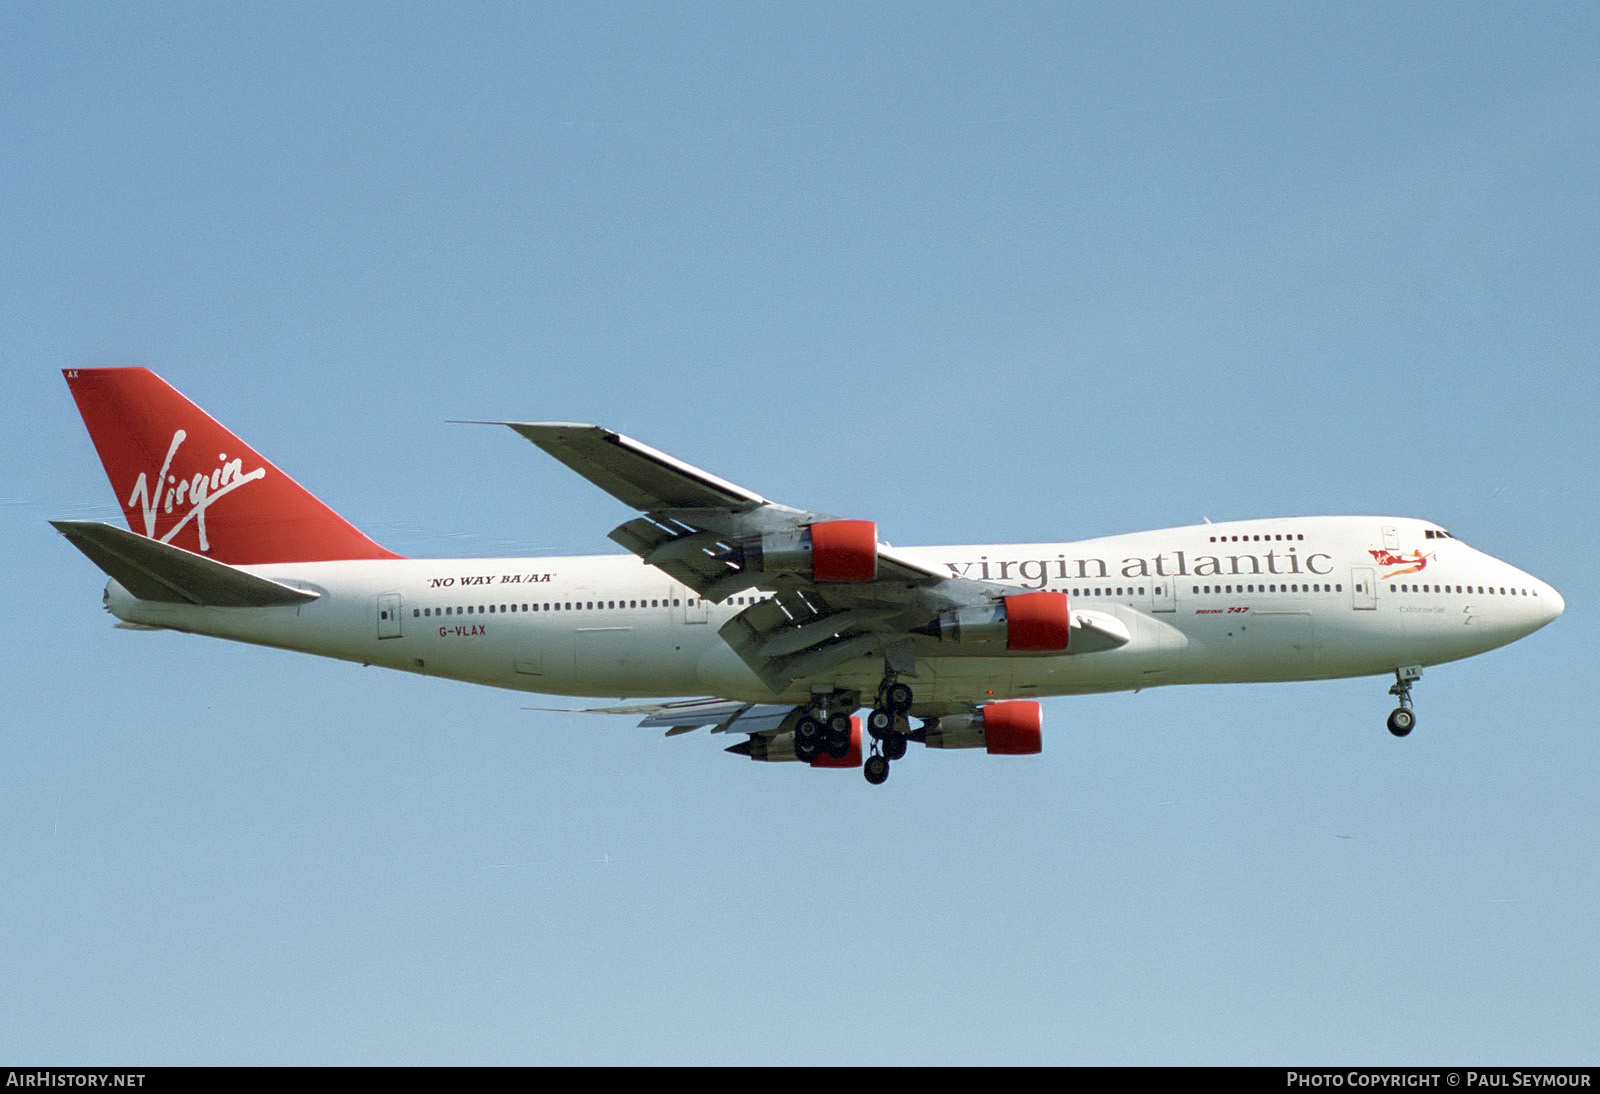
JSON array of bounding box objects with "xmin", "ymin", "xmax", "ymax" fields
[{"xmin": 64, "ymin": 367, "xmax": 402, "ymax": 565}]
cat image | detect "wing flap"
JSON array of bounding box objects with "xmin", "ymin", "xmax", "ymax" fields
[
  {"xmin": 716, "ymin": 589, "xmax": 911, "ymax": 689},
  {"xmin": 608, "ymin": 515, "xmax": 739, "ymax": 594},
  {"xmin": 527, "ymin": 696, "xmax": 796, "ymax": 736}
]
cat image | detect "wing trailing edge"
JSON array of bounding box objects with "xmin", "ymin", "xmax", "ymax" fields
[{"xmin": 526, "ymin": 696, "xmax": 797, "ymax": 736}]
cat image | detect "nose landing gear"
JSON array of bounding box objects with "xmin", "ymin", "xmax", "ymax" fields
[{"xmin": 1387, "ymin": 666, "xmax": 1422, "ymax": 737}]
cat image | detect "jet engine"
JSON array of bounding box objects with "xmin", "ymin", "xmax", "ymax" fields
[
  {"xmin": 914, "ymin": 700, "xmax": 1043, "ymax": 755},
  {"xmin": 736, "ymin": 520, "xmax": 878, "ymax": 583},
  {"xmin": 917, "ymin": 590, "xmax": 1071, "ymax": 652}
]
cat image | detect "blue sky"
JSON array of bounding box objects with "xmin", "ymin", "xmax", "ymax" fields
[{"xmin": 3, "ymin": 2, "xmax": 1596, "ymax": 1064}]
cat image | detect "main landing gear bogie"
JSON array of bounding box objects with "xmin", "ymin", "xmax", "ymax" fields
[
  {"xmin": 794, "ymin": 708, "xmax": 854, "ymax": 762},
  {"xmin": 863, "ymin": 678, "xmax": 914, "ymax": 785},
  {"xmin": 1387, "ymin": 666, "xmax": 1422, "ymax": 738}
]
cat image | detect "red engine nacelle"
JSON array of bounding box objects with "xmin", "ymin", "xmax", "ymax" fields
[
  {"xmin": 982, "ymin": 701, "xmax": 1043, "ymax": 755},
  {"xmin": 920, "ymin": 591, "xmax": 1072, "ymax": 652},
  {"xmin": 808, "ymin": 520, "xmax": 878, "ymax": 582},
  {"xmin": 810, "ymin": 715, "xmax": 864, "ymax": 769},
  {"xmin": 741, "ymin": 519, "xmax": 878, "ymax": 583},
  {"xmin": 1004, "ymin": 591, "xmax": 1071, "ymax": 651}
]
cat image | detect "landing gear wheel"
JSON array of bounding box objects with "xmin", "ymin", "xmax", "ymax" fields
[
  {"xmin": 863, "ymin": 754, "xmax": 890, "ymax": 785},
  {"xmin": 826, "ymin": 712, "xmax": 852, "ymax": 755},
  {"xmin": 867, "ymin": 707, "xmax": 894, "ymax": 739},
  {"xmin": 1386, "ymin": 666, "xmax": 1422, "ymax": 739},
  {"xmin": 795, "ymin": 714, "xmax": 821, "ymax": 742},
  {"xmin": 886, "ymin": 682, "xmax": 914, "ymax": 714},
  {"xmin": 794, "ymin": 715, "xmax": 823, "ymax": 761},
  {"xmin": 825, "ymin": 725, "xmax": 851, "ymax": 759},
  {"xmin": 885, "ymin": 731, "xmax": 907, "ymax": 761}
]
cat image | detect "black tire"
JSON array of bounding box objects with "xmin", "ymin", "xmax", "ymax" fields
[
  {"xmin": 1387, "ymin": 707, "xmax": 1415, "ymax": 737},
  {"xmin": 886, "ymin": 731, "xmax": 907, "ymax": 761},
  {"xmin": 886, "ymin": 682, "xmax": 914, "ymax": 714},
  {"xmin": 825, "ymin": 712, "xmax": 852, "ymax": 757},
  {"xmin": 864, "ymin": 755, "xmax": 890, "ymax": 785},
  {"xmin": 795, "ymin": 736, "xmax": 820, "ymax": 762},
  {"xmin": 795, "ymin": 715, "xmax": 822, "ymax": 745},
  {"xmin": 867, "ymin": 708, "xmax": 893, "ymax": 739}
]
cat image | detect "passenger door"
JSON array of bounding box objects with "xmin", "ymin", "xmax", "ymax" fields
[
  {"xmin": 377, "ymin": 593, "xmax": 403, "ymax": 638},
  {"xmin": 1351, "ymin": 567, "xmax": 1377, "ymax": 610}
]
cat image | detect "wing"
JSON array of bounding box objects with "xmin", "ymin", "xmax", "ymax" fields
[
  {"xmin": 527, "ymin": 696, "xmax": 798, "ymax": 737},
  {"xmin": 503, "ymin": 422, "xmax": 1125, "ymax": 691}
]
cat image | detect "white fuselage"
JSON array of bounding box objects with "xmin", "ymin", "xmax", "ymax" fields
[{"xmin": 102, "ymin": 516, "xmax": 1563, "ymax": 705}]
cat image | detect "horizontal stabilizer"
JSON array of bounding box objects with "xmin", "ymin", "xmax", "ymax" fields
[{"xmin": 51, "ymin": 520, "xmax": 318, "ymax": 608}]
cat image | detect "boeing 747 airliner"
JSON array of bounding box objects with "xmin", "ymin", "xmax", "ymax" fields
[{"xmin": 55, "ymin": 368, "xmax": 1563, "ymax": 785}]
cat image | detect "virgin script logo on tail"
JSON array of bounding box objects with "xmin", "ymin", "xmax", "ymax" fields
[{"xmin": 126, "ymin": 429, "xmax": 266, "ymax": 552}]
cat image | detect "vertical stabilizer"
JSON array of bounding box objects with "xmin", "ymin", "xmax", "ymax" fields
[{"xmin": 64, "ymin": 367, "xmax": 402, "ymax": 565}]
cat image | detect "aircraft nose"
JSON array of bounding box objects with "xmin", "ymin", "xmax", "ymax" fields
[{"xmin": 1542, "ymin": 582, "xmax": 1565, "ymax": 623}]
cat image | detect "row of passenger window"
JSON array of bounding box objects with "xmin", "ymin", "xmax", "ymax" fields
[
  {"xmin": 410, "ymin": 583, "xmax": 1536, "ymax": 621},
  {"xmin": 411, "ymin": 592, "xmax": 774, "ymax": 619},
  {"xmin": 1192, "ymin": 583, "xmax": 1340, "ymax": 595},
  {"xmin": 415, "ymin": 598, "xmax": 691, "ymax": 618},
  {"xmin": 1392, "ymin": 583, "xmax": 1536, "ymax": 596},
  {"xmin": 1207, "ymin": 533, "xmax": 1305, "ymax": 543}
]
